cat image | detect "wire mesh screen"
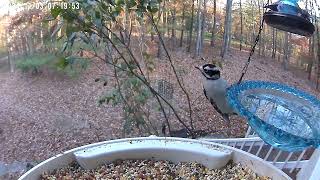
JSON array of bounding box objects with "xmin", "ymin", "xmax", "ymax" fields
[
  {"xmin": 155, "ymin": 79, "xmax": 174, "ymax": 122},
  {"xmin": 157, "ymin": 79, "xmax": 174, "ymax": 100},
  {"xmin": 227, "ymin": 81, "xmax": 320, "ymax": 152}
]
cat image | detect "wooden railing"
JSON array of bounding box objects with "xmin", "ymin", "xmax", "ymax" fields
[{"xmin": 200, "ymin": 137, "xmax": 314, "ymax": 178}]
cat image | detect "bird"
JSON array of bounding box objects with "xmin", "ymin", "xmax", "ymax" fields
[{"xmin": 195, "ymin": 63, "xmax": 237, "ymax": 134}]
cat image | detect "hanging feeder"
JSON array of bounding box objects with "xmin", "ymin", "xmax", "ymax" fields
[
  {"xmin": 226, "ymin": 81, "xmax": 320, "ymax": 152},
  {"xmin": 263, "ymin": 0, "xmax": 315, "ymax": 37},
  {"xmin": 228, "ymin": 0, "xmax": 319, "ymax": 152}
]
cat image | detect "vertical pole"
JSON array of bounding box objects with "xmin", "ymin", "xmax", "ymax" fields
[{"xmin": 297, "ymin": 149, "xmax": 320, "ymax": 180}]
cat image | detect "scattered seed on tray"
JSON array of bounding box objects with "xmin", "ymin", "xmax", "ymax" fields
[{"xmin": 40, "ymin": 160, "xmax": 271, "ymax": 180}]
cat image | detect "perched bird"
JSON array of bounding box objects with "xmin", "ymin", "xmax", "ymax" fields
[{"xmin": 195, "ymin": 64, "xmax": 237, "ymax": 133}]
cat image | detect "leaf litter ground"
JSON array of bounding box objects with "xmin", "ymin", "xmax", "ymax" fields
[{"xmin": 0, "ymin": 45, "xmax": 319, "ymax": 179}]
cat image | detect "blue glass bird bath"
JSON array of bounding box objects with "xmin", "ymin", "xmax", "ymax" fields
[{"xmin": 227, "ymin": 81, "xmax": 320, "ymax": 152}]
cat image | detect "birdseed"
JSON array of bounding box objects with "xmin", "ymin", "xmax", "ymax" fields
[{"xmin": 40, "ymin": 160, "xmax": 271, "ymax": 180}]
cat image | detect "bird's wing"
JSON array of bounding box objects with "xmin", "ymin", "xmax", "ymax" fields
[
  {"xmin": 210, "ymin": 98, "xmax": 231, "ymax": 130},
  {"xmin": 203, "ymin": 87, "xmax": 208, "ymax": 100},
  {"xmin": 222, "ymin": 113, "xmax": 231, "ymax": 126},
  {"xmin": 204, "ymin": 85, "xmax": 223, "ymax": 114},
  {"xmin": 209, "ymin": 98, "xmax": 223, "ymax": 115}
]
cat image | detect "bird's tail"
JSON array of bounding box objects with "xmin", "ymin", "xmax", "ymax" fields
[{"xmin": 222, "ymin": 114, "xmax": 231, "ymax": 136}]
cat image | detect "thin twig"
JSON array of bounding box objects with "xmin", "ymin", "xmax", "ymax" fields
[
  {"xmin": 149, "ymin": 14, "xmax": 195, "ymax": 135},
  {"xmin": 64, "ymin": 9, "xmax": 191, "ymax": 136}
]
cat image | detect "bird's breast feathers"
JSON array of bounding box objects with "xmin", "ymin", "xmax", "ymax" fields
[
  {"xmin": 203, "ymin": 79, "xmax": 234, "ymax": 114},
  {"xmin": 204, "ymin": 79, "xmax": 228, "ymax": 94}
]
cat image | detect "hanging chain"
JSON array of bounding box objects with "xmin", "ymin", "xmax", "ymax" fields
[
  {"xmin": 238, "ymin": 18, "xmax": 265, "ymax": 84},
  {"xmin": 238, "ymin": 1, "xmax": 269, "ymax": 84}
]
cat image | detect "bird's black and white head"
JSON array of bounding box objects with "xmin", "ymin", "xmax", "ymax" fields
[{"xmin": 195, "ymin": 64, "xmax": 221, "ymax": 80}]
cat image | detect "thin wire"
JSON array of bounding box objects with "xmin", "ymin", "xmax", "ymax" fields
[
  {"xmin": 238, "ymin": 0, "xmax": 316, "ymax": 84},
  {"xmin": 238, "ymin": 0, "xmax": 270, "ymax": 84},
  {"xmin": 238, "ymin": 17, "xmax": 265, "ymax": 84}
]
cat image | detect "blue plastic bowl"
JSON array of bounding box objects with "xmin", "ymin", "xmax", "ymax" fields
[{"xmin": 227, "ymin": 81, "xmax": 320, "ymax": 152}]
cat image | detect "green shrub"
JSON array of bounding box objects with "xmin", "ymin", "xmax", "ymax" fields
[
  {"xmin": 16, "ymin": 54, "xmax": 55, "ymax": 74},
  {"xmin": 16, "ymin": 53, "xmax": 89, "ymax": 77},
  {"xmin": 54, "ymin": 56, "xmax": 89, "ymax": 78},
  {"xmin": 0, "ymin": 47, "xmax": 7, "ymax": 59}
]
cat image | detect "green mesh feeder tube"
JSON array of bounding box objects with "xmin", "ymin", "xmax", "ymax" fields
[{"xmin": 226, "ymin": 81, "xmax": 320, "ymax": 152}]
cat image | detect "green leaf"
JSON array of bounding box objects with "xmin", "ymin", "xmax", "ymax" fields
[
  {"xmin": 51, "ymin": 6, "xmax": 62, "ymax": 18},
  {"xmin": 60, "ymin": 41, "xmax": 68, "ymax": 53},
  {"xmin": 55, "ymin": 56, "xmax": 69, "ymax": 69},
  {"xmin": 112, "ymin": 6, "xmax": 122, "ymax": 16},
  {"xmin": 135, "ymin": 94, "xmax": 147, "ymax": 103},
  {"xmin": 68, "ymin": 32, "xmax": 77, "ymax": 48},
  {"xmin": 129, "ymin": 77, "xmax": 139, "ymax": 87},
  {"xmin": 79, "ymin": 35, "xmax": 89, "ymax": 44},
  {"xmin": 66, "ymin": 24, "xmax": 78, "ymax": 38},
  {"xmin": 56, "ymin": 35, "xmax": 64, "ymax": 41},
  {"xmin": 127, "ymin": 0, "xmax": 137, "ymax": 8},
  {"xmin": 61, "ymin": 9, "xmax": 77, "ymax": 22},
  {"xmin": 68, "ymin": 32, "xmax": 76, "ymax": 41},
  {"xmin": 115, "ymin": 0, "xmax": 124, "ymax": 5},
  {"xmin": 120, "ymin": 62, "xmax": 127, "ymax": 69},
  {"xmin": 51, "ymin": 21, "xmax": 64, "ymax": 38},
  {"xmin": 98, "ymin": 98, "xmax": 106, "ymax": 105}
]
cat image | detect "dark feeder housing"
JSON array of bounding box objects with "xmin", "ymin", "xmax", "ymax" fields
[{"xmin": 264, "ymin": 0, "xmax": 315, "ymax": 37}]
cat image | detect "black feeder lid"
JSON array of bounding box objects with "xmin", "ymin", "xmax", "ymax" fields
[{"xmin": 264, "ymin": 4, "xmax": 315, "ymax": 37}]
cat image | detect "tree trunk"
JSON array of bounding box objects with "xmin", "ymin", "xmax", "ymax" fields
[
  {"xmin": 151, "ymin": 31, "xmax": 155, "ymax": 41},
  {"xmin": 180, "ymin": 4, "xmax": 186, "ymax": 47},
  {"xmin": 272, "ymin": 28, "xmax": 276, "ymax": 59},
  {"xmin": 187, "ymin": 0, "xmax": 195, "ymax": 52},
  {"xmin": 166, "ymin": 11, "xmax": 170, "ymax": 37},
  {"xmin": 283, "ymin": 32, "xmax": 290, "ymax": 70},
  {"xmin": 239, "ymin": 0, "xmax": 243, "ymax": 51},
  {"xmin": 157, "ymin": 0, "xmax": 166, "ymax": 58},
  {"xmin": 278, "ymin": 36, "xmax": 282, "ymax": 62},
  {"xmin": 5, "ymin": 27, "xmax": 14, "ymax": 73},
  {"xmin": 195, "ymin": 0, "xmax": 202, "ymax": 57},
  {"xmin": 210, "ymin": 0, "xmax": 217, "ymax": 47},
  {"xmin": 307, "ymin": 61, "xmax": 313, "ymax": 80},
  {"xmin": 258, "ymin": 0, "xmax": 262, "ymax": 56},
  {"xmin": 316, "ymin": 16, "xmax": 320, "ymax": 89},
  {"xmin": 309, "ymin": 35, "xmax": 314, "ymax": 56},
  {"xmin": 200, "ymin": 0, "xmax": 206, "ymax": 54},
  {"xmin": 171, "ymin": 9, "xmax": 176, "ymax": 49},
  {"xmin": 221, "ymin": 0, "xmax": 233, "ymax": 58},
  {"xmin": 251, "ymin": 0, "xmax": 255, "ymax": 45},
  {"xmin": 124, "ymin": 0, "xmax": 130, "ymax": 43},
  {"xmin": 21, "ymin": 33, "xmax": 28, "ymax": 56},
  {"xmin": 27, "ymin": 33, "xmax": 35, "ymax": 55},
  {"xmin": 262, "ymin": 27, "xmax": 266, "ymax": 56},
  {"xmin": 308, "ymin": 1, "xmax": 314, "ymax": 58}
]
